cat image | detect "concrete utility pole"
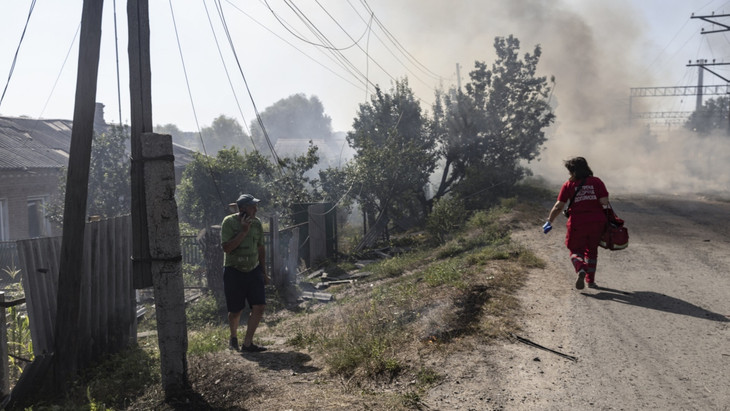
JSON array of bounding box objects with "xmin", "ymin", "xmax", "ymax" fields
[
  {"xmin": 128, "ymin": 0, "xmax": 188, "ymax": 398},
  {"xmin": 54, "ymin": 0, "xmax": 104, "ymax": 391}
]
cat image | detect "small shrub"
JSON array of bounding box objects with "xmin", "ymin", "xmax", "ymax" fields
[
  {"xmin": 426, "ymin": 197, "xmax": 468, "ymax": 244},
  {"xmin": 186, "ymin": 294, "xmax": 222, "ymax": 328}
]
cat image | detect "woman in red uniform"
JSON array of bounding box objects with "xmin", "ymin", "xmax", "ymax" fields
[{"xmin": 543, "ymin": 157, "xmax": 610, "ymax": 289}]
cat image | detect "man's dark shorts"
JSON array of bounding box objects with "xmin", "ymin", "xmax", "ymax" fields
[{"xmin": 223, "ymin": 265, "xmax": 266, "ymax": 312}]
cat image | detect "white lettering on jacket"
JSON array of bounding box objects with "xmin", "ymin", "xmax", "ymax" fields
[{"xmin": 575, "ymin": 185, "xmax": 597, "ymax": 202}]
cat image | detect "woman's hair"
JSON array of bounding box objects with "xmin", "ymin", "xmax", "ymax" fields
[{"xmin": 564, "ymin": 157, "xmax": 593, "ymax": 181}]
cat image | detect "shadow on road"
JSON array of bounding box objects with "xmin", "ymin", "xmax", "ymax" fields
[{"xmin": 582, "ymin": 287, "xmax": 730, "ymax": 322}]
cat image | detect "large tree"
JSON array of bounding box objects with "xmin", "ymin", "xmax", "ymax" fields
[
  {"xmin": 177, "ymin": 148, "xmax": 273, "ymax": 228},
  {"xmin": 431, "ymin": 35, "xmax": 554, "ymax": 206},
  {"xmin": 249, "ymin": 94, "xmax": 333, "ymax": 156},
  {"xmin": 176, "ymin": 145, "xmax": 321, "ymax": 228},
  {"xmin": 347, "ymin": 78, "xmax": 436, "ymax": 230}
]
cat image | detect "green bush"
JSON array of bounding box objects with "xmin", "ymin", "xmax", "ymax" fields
[
  {"xmin": 186, "ymin": 294, "xmax": 221, "ymax": 328},
  {"xmin": 426, "ymin": 197, "xmax": 468, "ymax": 244}
]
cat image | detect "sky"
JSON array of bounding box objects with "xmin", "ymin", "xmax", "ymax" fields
[{"xmin": 1, "ymin": 0, "xmax": 729, "ymax": 195}]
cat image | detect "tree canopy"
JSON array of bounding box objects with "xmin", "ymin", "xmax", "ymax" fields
[
  {"xmin": 431, "ymin": 35, "xmax": 554, "ymax": 207},
  {"xmin": 249, "ymin": 93, "xmax": 333, "ymax": 158},
  {"xmin": 346, "ymin": 78, "xmax": 436, "ymax": 227}
]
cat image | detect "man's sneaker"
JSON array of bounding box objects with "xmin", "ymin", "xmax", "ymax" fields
[
  {"xmin": 587, "ymin": 282, "xmax": 598, "ymax": 289},
  {"xmin": 241, "ymin": 343, "xmax": 267, "ymax": 352},
  {"xmin": 575, "ymin": 270, "xmax": 586, "ymax": 290},
  {"xmin": 228, "ymin": 337, "xmax": 240, "ymax": 351}
]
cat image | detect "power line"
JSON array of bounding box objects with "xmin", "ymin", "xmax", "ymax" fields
[
  {"xmin": 223, "ymin": 0, "xmax": 368, "ymax": 93},
  {"xmin": 167, "ymin": 0, "xmax": 226, "ymax": 209},
  {"xmin": 215, "ymin": 0, "xmax": 283, "ymax": 170},
  {"xmin": 203, "ymin": 0, "xmax": 258, "ymax": 151},
  {"xmin": 0, "ymin": 0, "xmax": 37, "ymax": 111},
  {"xmin": 358, "ymin": 0, "xmax": 443, "ymax": 81}
]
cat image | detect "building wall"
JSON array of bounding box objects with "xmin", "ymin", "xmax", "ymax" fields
[{"xmin": 0, "ymin": 168, "xmax": 63, "ymax": 240}]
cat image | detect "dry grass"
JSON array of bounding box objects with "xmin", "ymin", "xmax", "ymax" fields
[{"xmin": 18, "ymin": 199, "xmax": 547, "ymax": 410}]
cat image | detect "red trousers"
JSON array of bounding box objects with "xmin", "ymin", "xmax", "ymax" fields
[{"xmin": 565, "ymin": 220, "xmax": 605, "ymax": 283}]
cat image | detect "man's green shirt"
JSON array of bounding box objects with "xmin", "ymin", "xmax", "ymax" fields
[{"xmin": 220, "ymin": 213, "xmax": 264, "ymax": 272}]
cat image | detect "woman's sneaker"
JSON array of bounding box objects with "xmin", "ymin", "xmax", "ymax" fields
[
  {"xmin": 587, "ymin": 282, "xmax": 598, "ymax": 289},
  {"xmin": 575, "ymin": 270, "xmax": 586, "ymax": 290},
  {"xmin": 229, "ymin": 337, "xmax": 240, "ymax": 351}
]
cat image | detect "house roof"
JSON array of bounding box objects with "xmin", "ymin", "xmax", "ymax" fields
[
  {"xmin": 0, "ymin": 114, "xmax": 196, "ymax": 170},
  {"xmin": 0, "ymin": 117, "xmax": 72, "ymax": 169}
]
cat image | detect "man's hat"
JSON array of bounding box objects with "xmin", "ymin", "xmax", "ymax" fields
[{"xmin": 236, "ymin": 194, "xmax": 260, "ymax": 208}]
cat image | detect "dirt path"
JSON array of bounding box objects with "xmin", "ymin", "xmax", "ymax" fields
[
  {"xmin": 504, "ymin": 194, "xmax": 730, "ymax": 410},
  {"xmin": 168, "ymin": 195, "xmax": 730, "ymax": 411}
]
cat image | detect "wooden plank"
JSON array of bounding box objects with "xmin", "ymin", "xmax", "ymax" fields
[{"xmin": 299, "ymin": 291, "xmax": 333, "ymax": 302}]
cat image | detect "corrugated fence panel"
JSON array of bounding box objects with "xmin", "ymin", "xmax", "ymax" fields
[
  {"xmin": 16, "ymin": 215, "xmax": 135, "ymax": 362},
  {"xmin": 18, "ymin": 237, "xmax": 61, "ymax": 356}
]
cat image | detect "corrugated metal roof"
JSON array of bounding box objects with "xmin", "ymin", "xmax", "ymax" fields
[
  {"xmin": 0, "ymin": 116, "xmax": 196, "ymax": 170},
  {"xmin": 0, "ymin": 118, "xmax": 70, "ymax": 169}
]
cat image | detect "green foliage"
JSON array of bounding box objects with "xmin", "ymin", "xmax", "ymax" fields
[
  {"xmin": 75, "ymin": 346, "xmax": 159, "ymax": 409},
  {"xmin": 421, "ymin": 259, "xmax": 466, "ymax": 288},
  {"xmin": 188, "ymin": 326, "xmax": 228, "ymax": 355},
  {"xmin": 426, "ymin": 196, "xmax": 468, "ymax": 244},
  {"xmin": 249, "ymin": 93, "xmax": 333, "ymax": 154},
  {"xmin": 48, "ymin": 124, "xmax": 131, "ymax": 223},
  {"xmin": 684, "ymin": 96, "xmax": 730, "ymax": 134},
  {"xmin": 186, "ymin": 294, "xmax": 221, "ymax": 328},
  {"xmin": 7, "ymin": 306, "xmax": 33, "ymax": 381},
  {"xmin": 177, "ymin": 147, "xmax": 273, "ymax": 227},
  {"xmin": 177, "ymin": 142, "xmax": 321, "ymax": 228},
  {"xmin": 431, "ymin": 35, "xmax": 554, "ymax": 207},
  {"xmin": 367, "ymin": 252, "xmax": 424, "ymax": 279},
  {"xmin": 202, "ymin": 115, "xmax": 253, "ymax": 154},
  {"xmin": 347, "ymin": 78, "xmax": 436, "ymax": 231}
]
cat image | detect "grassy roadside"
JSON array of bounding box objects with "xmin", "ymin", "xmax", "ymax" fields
[{"xmin": 18, "ymin": 191, "xmax": 552, "ymax": 410}]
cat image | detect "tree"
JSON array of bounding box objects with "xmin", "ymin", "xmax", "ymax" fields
[
  {"xmin": 200, "ymin": 115, "xmax": 253, "ymax": 154},
  {"xmin": 685, "ymin": 96, "xmax": 729, "ymax": 134},
  {"xmin": 177, "ymin": 148, "xmax": 273, "ymax": 228},
  {"xmin": 431, "ymin": 35, "xmax": 554, "ymax": 207},
  {"xmin": 249, "ymin": 94, "xmax": 333, "ymax": 157},
  {"xmin": 176, "ymin": 144, "xmax": 320, "ymax": 228},
  {"xmin": 155, "ymin": 123, "xmax": 196, "ymax": 150},
  {"xmin": 347, "ymin": 78, "xmax": 436, "ymax": 230},
  {"xmin": 48, "ymin": 124, "xmax": 131, "ymax": 223}
]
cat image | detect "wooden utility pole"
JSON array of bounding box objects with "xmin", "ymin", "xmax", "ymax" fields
[
  {"xmin": 127, "ymin": 0, "xmax": 153, "ymax": 289},
  {"xmin": 53, "ymin": 0, "xmax": 104, "ymax": 390}
]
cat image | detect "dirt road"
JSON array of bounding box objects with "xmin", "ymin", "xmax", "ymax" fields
[{"xmin": 505, "ymin": 195, "xmax": 730, "ymax": 410}]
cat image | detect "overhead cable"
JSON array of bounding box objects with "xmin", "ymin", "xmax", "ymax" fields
[
  {"xmin": 168, "ymin": 0, "xmax": 226, "ymax": 209},
  {"xmin": 0, "ymin": 0, "xmax": 38, "ymax": 111},
  {"xmin": 203, "ymin": 0, "xmax": 259, "ymax": 152}
]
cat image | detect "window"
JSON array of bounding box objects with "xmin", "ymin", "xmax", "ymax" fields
[
  {"xmin": 27, "ymin": 196, "xmax": 51, "ymax": 238},
  {"xmin": 0, "ymin": 199, "xmax": 8, "ymax": 241}
]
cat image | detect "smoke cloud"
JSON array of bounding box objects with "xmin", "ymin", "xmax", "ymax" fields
[{"xmin": 372, "ymin": 0, "xmax": 728, "ymax": 198}]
